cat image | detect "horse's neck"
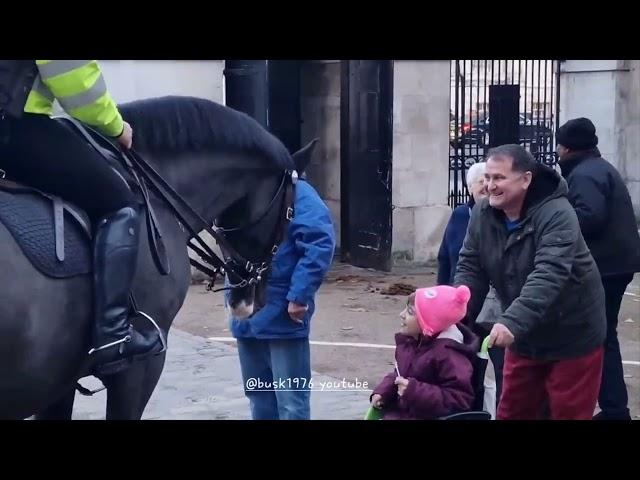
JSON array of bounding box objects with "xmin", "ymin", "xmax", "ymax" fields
[{"xmin": 145, "ymin": 151, "xmax": 254, "ymax": 226}]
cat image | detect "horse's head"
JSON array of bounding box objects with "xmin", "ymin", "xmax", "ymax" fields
[
  {"xmin": 118, "ymin": 95, "xmax": 319, "ymax": 320},
  {"xmin": 221, "ymin": 139, "xmax": 318, "ymax": 319}
]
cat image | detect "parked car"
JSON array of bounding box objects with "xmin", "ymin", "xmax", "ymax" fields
[
  {"xmin": 449, "ymin": 113, "xmax": 474, "ymax": 147},
  {"xmin": 452, "ymin": 114, "xmax": 553, "ymax": 149}
]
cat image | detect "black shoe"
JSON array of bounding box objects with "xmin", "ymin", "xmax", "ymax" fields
[
  {"xmin": 89, "ymin": 206, "xmax": 165, "ymax": 375},
  {"xmin": 593, "ymin": 410, "xmax": 632, "ymax": 421}
]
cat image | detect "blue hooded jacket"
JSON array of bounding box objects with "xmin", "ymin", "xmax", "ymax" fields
[
  {"xmin": 229, "ymin": 179, "xmax": 336, "ymax": 339},
  {"xmin": 437, "ymin": 199, "xmax": 474, "ymax": 286}
]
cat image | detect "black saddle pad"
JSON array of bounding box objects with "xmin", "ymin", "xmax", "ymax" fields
[
  {"xmin": 0, "ymin": 119, "xmax": 170, "ymax": 279},
  {"xmin": 0, "ymin": 189, "xmax": 91, "ymax": 278}
]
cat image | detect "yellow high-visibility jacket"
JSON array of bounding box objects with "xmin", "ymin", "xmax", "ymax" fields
[{"xmin": 24, "ymin": 60, "xmax": 124, "ymax": 138}]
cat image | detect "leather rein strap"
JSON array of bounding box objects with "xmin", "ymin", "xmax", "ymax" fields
[{"xmin": 60, "ymin": 118, "xmax": 297, "ymax": 290}]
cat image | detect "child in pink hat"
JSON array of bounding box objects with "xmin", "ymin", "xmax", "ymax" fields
[{"xmin": 370, "ymin": 285, "xmax": 479, "ymax": 419}]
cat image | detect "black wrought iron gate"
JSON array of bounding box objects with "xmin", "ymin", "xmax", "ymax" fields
[{"xmin": 449, "ymin": 60, "xmax": 561, "ymax": 206}]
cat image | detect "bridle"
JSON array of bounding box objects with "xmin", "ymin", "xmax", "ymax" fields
[
  {"xmin": 122, "ymin": 148, "xmax": 297, "ymax": 292},
  {"xmin": 210, "ymin": 169, "xmax": 295, "ymax": 287},
  {"xmin": 50, "ymin": 116, "xmax": 296, "ymax": 297}
]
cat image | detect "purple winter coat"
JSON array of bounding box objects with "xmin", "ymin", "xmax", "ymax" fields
[{"xmin": 371, "ymin": 323, "xmax": 479, "ymax": 420}]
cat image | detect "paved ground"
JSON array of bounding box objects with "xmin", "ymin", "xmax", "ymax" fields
[
  {"xmin": 72, "ymin": 328, "xmax": 370, "ymax": 420},
  {"xmin": 73, "ymin": 263, "xmax": 639, "ymax": 420},
  {"xmin": 176, "ymin": 263, "xmax": 640, "ymax": 420}
]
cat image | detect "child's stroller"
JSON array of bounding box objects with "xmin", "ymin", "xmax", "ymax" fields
[{"xmin": 365, "ymin": 337, "xmax": 492, "ymax": 420}]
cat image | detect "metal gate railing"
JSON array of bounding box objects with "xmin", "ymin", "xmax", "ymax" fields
[{"xmin": 449, "ymin": 60, "xmax": 561, "ymax": 207}]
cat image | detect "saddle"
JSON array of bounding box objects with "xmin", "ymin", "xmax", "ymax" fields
[{"xmin": 0, "ymin": 117, "xmax": 170, "ymax": 279}]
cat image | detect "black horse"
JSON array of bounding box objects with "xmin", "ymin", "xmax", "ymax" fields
[{"xmin": 0, "ymin": 96, "xmax": 317, "ymax": 420}]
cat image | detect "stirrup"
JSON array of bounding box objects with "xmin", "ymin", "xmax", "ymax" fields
[
  {"xmin": 88, "ymin": 335, "xmax": 131, "ymax": 355},
  {"xmin": 134, "ymin": 310, "xmax": 168, "ymax": 354}
]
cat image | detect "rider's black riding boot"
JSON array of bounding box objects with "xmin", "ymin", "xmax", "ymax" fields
[{"xmin": 89, "ymin": 206, "xmax": 165, "ymax": 376}]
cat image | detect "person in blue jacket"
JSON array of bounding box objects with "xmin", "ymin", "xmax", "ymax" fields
[
  {"xmin": 437, "ymin": 161, "xmax": 487, "ymax": 286},
  {"xmin": 229, "ymin": 173, "xmax": 336, "ymax": 420}
]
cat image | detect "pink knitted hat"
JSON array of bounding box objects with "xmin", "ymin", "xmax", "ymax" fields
[{"xmin": 414, "ymin": 285, "xmax": 471, "ymax": 337}]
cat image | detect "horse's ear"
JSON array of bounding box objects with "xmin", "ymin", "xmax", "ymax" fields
[{"xmin": 291, "ymin": 139, "xmax": 318, "ymax": 175}]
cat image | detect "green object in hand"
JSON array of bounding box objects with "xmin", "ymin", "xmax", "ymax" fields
[
  {"xmin": 478, "ymin": 336, "xmax": 491, "ymax": 360},
  {"xmin": 364, "ymin": 406, "xmax": 384, "ymax": 420}
]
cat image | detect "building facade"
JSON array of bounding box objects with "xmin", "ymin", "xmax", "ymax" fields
[{"xmin": 94, "ymin": 59, "xmax": 639, "ymax": 271}]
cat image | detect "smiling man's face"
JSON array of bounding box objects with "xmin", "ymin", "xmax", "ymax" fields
[{"xmin": 485, "ymin": 154, "xmax": 532, "ymax": 218}]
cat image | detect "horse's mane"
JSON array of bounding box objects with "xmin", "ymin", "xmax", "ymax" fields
[{"xmin": 119, "ymin": 95, "xmax": 294, "ymax": 170}]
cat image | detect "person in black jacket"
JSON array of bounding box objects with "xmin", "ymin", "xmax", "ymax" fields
[{"xmin": 557, "ymin": 117, "xmax": 640, "ymax": 420}]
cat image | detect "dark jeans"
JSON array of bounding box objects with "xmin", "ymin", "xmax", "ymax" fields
[
  {"xmin": 237, "ymin": 337, "xmax": 311, "ymax": 420},
  {"xmin": 597, "ymin": 273, "xmax": 633, "ymax": 420}
]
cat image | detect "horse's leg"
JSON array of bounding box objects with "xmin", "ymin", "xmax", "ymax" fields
[
  {"xmin": 135, "ymin": 353, "xmax": 167, "ymax": 418},
  {"xmin": 34, "ymin": 388, "xmax": 77, "ymax": 420},
  {"xmin": 102, "ymin": 364, "xmax": 146, "ymax": 420},
  {"xmin": 102, "ymin": 354, "xmax": 166, "ymax": 420}
]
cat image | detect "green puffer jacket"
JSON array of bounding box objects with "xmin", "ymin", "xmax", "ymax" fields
[{"xmin": 454, "ymin": 165, "xmax": 606, "ymax": 361}]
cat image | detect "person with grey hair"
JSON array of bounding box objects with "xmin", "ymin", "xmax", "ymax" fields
[
  {"xmin": 437, "ymin": 162, "xmax": 487, "ymax": 285},
  {"xmin": 437, "ymin": 161, "xmax": 504, "ymax": 411}
]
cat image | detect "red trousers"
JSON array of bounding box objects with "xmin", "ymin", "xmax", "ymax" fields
[{"xmin": 497, "ymin": 346, "xmax": 604, "ymax": 420}]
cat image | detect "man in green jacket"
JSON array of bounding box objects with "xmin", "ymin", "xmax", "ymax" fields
[{"xmin": 454, "ymin": 144, "xmax": 606, "ymax": 420}]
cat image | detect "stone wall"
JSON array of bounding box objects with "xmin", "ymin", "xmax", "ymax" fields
[
  {"xmin": 300, "ymin": 60, "xmax": 342, "ymax": 246},
  {"xmin": 392, "ymin": 61, "xmax": 452, "ymax": 264}
]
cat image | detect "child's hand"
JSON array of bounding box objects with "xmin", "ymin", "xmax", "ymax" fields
[
  {"xmin": 395, "ymin": 376, "xmax": 409, "ymax": 397},
  {"xmin": 371, "ymin": 394, "xmax": 384, "ymax": 409}
]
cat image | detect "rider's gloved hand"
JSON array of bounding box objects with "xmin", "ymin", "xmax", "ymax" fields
[{"xmin": 116, "ymin": 121, "xmax": 133, "ymax": 150}]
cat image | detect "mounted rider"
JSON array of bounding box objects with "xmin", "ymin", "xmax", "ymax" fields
[{"xmin": 0, "ymin": 60, "xmax": 164, "ymax": 375}]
